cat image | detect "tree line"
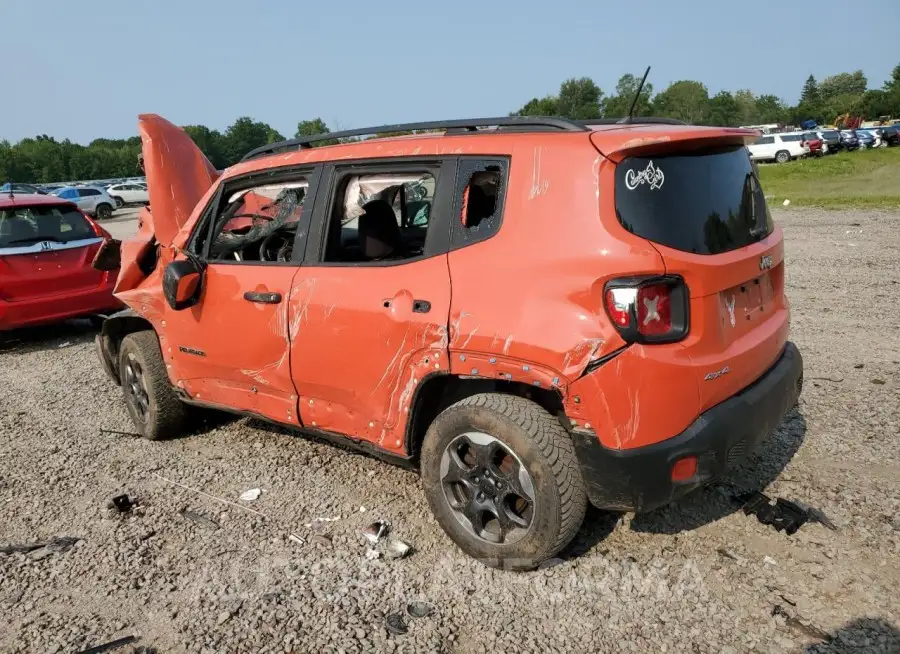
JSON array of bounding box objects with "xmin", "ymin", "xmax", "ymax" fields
[{"xmin": 2, "ymin": 65, "xmax": 899, "ymax": 184}]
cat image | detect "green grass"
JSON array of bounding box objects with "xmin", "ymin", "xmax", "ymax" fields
[{"xmin": 758, "ymin": 146, "xmax": 900, "ymax": 209}]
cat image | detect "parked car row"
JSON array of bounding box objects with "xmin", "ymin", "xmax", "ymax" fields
[{"xmin": 748, "ymin": 125, "xmax": 900, "ymax": 163}]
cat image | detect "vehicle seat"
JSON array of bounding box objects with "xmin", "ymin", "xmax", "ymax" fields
[
  {"xmin": 464, "ymin": 184, "xmax": 495, "ymax": 227},
  {"xmin": 358, "ymin": 200, "xmax": 406, "ymax": 260}
]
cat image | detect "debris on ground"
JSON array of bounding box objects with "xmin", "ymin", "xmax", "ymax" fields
[
  {"xmin": 239, "ymin": 488, "xmax": 261, "ymax": 502},
  {"xmin": 179, "ymin": 510, "xmax": 219, "ymax": 530},
  {"xmin": 108, "ymin": 494, "xmax": 134, "ymax": 514},
  {"xmin": 75, "ymin": 635, "xmax": 138, "ymax": 654},
  {"xmin": 362, "ymin": 520, "xmax": 390, "ymax": 545},
  {"xmin": 28, "ymin": 536, "xmax": 80, "ymax": 560},
  {"xmin": 153, "ymin": 473, "xmax": 265, "ymax": 517},
  {"xmin": 764, "ymin": 555, "xmax": 777, "ymax": 566},
  {"xmin": 1, "ymin": 542, "xmax": 47, "ymax": 555},
  {"xmin": 364, "ymin": 548, "xmax": 381, "ymax": 561},
  {"xmin": 288, "ymin": 533, "xmax": 305, "ymax": 545},
  {"xmin": 871, "ymin": 378, "xmax": 886, "ymax": 385},
  {"xmin": 716, "ymin": 547, "xmax": 743, "ymax": 562},
  {"xmin": 406, "ymin": 601, "xmax": 436, "ymax": 619},
  {"xmin": 735, "ymin": 491, "xmax": 835, "ymax": 535},
  {"xmin": 384, "ymin": 539, "xmax": 412, "ymax": 560},
  {"xmin": 772, "ymin": 605, "xmax": 832, "ymax": 643},
  {"xmin": 98, "ymin": 428, "xmax": 141, "ymax": 438},
  {"xmin": 57, "ymin": 342, "xmax": 72, "ymax": 349},
  {"xmin": 385, "ymin": 613, "xmax": 408, "ymax": 636}
]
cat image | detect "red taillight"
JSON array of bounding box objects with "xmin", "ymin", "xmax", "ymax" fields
[
  {"xmin": 636, "ymin": 283, "xmax": 672, "ymax": 336},
  {"xmin": 603, "ymin": 276, "xmax": 688, "ymax": 344}
]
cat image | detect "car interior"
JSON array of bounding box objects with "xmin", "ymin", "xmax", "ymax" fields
[{"xmin": 324, "ymin": 173, "xmax": 435, "ymax": 263}]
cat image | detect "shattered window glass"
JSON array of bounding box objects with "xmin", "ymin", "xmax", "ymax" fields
[
  {"xmin": 206, "ymin": 179, "xmax": 309, "ymax": 263},
  {"xmin": 451, "ymin": 159, "xmax": 507, "ymax": 248},
  {"xmin": 324, "ymin": 172, "xmax": 435, "ymax": 263}
]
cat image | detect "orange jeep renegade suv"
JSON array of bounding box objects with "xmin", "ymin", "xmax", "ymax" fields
[{"xmin": 94, "ymin": 114, "xmax": 803, "ymax": 570}]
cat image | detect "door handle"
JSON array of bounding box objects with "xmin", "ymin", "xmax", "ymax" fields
[
  {"xmin": 412, "ymin": 299, "xmax": 431, "ymax": 314},
  {"xmin": 243, "ymin": 291, "xmax": 282, "ymax": 304}
]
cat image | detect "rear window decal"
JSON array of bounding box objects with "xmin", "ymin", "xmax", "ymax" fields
[{"xmin": 624, "ymin": 161, "xmax": 665, "ymax": 191}]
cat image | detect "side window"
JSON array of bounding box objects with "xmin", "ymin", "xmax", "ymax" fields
[
  {"xmin": 78, "ymin": 188, "xmax": 100, "ymax": 197},
  {"xmin": 755, "ymin": 136, "xmax": 774, "ymax": 145},
  {"xmin": 323, "ymin": 170, "xmax": 437, "ymax": 264},
  {"xmin": 195, "ymin": 175, "xmax": 311, "ymax": 264},
  {"xmin": 450, "ymin": 158, "xmax": 508, "ymax": 249},
  {"xmin": 781, "ymin": 135, "xmax": 802, "ymax": 142}
]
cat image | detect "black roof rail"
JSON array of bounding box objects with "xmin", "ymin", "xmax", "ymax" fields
[
  {"xmin": 575, "ymin": 117, "xmax": 689, "ymax": 127},
  {"xmin": 241, "ymin": 116, "xmax": 589, "ymax": 162}
]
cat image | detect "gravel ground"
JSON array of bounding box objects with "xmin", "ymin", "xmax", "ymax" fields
[{"xmin": 1, "ymin": 208, "xmax": 899, "ymax": 654}]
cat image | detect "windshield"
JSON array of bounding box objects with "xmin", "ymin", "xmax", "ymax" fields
[
  {"xmin": 0, "ymin": 204, "xmax": 95, "ymax": 247},
  {"xmin": 615, "ymin": 146, "xmax": 773, "ymax": 255}
]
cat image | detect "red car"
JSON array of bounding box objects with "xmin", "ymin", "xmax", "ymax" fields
[
  {"xmin": 0, "ymin": 192, "xmax": 122, "ymax": 331},
  {"xmin": 802, "ymin": 132, "xmax": 825, "ymax": 157}
]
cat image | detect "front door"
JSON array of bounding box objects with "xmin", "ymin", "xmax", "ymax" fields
[
  {"xmin": 290, "ymin": 160, "xmax": 455, "ymax": 456},
  {"xmin": 160, "ymin": 166, "xmax": 322, "ymax": 425}
]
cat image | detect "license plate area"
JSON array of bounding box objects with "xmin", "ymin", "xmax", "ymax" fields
[{"xmin": 719, "ymin": 272, "xmax": 773, "ymax": 328}]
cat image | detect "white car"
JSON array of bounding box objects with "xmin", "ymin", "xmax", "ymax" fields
[
  {"xmin": 106, "ymin": 183, "xmax": 149, "ymax": 208},
  {"xmin": 747, "ymin": 133, "xmax": 810, "ymax": 164},
  {"xmin": 52, "ymin": 186, "xmax": 117, "ymax": 219}
]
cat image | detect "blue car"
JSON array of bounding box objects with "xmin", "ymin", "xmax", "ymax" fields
[
  {"xmin": 840, "ymin": 130, "xmax": 860, "ymax": 150},
  {"xmin": 854, "ymin": 130, "xmax": 877, "ymax": 149}
]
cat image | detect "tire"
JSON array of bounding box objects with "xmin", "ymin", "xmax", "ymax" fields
[
  {"xmin": 95, "ymin": 203, "xmax": 113, "ymax": 219},
  {"xmin": 420, "ymin": 393, "xmax": 587, "ymax": 570},
  {"xmin": 112, "ymin": 195, "xmax": 124, "ymax": 208},
  {"xmin": 118, "ymin": 331, "xmax": 189, "ymax": 440},
  {"xmin": 774, "ymin": 150, "xmax": 791, "ymax": 164}
]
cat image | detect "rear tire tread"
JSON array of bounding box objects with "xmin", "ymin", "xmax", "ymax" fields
[{"xmin": 445, "ymin": 393, "xmax": 587, "ymax": 560}]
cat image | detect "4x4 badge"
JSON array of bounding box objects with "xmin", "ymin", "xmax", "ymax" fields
[
  {"xmin": 759, "ymin": 255, "xmax": 773, "ymax": 270},
  {"xmin": 624, "ymin": 161, "xmax": 665, "ymax": 191}
]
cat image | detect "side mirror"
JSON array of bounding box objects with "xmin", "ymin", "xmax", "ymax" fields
[{"xmin": 163, "ymin": 258, "xmax": 204, "ymax": 310}]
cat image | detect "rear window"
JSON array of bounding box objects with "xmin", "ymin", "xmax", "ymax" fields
[
  {"xmin": 803, "ymin": 133, "xmax": 818, "ymax": 140},
  {"xmin": 615, "ymin": 146, "xmax": 774, "ymax": 255},
  {"xmin": 822, "ymin": 131, "xmax": 839, "ymax": 138},
  {"xmin": 0, "ymin": 205, "xmax": 95, "ymax": 248}
]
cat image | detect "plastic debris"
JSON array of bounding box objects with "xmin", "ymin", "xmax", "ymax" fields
[
  {"xmin": 239, "ymin": 488, "xmax": 261, "ymax": 502},
  {"xmin": 362, "ymin": 520, "xmax": 390, "ymax": 545},
  {"xmin": 304, "ymin": 516, "xmax": 340, "ymax": 528},
  {"xmin": 58, "ymin": 341, "xmax": 72, "ymax": 348},
  {"xmin": 179, "ymin": 509, "xmax": 219, "ymax": 530},
  {"xmin": 736, "ymin": 491, "xmax": 830, "ymax": 535},
  {"xmin": 28, "ymin": 536, "xmax": 80, "ymax": 560},
  {"xmin": 288, "ymin": 533, "xmax": 305, "ymax": 545},
  {"xmin": 385, "ymin": 539, "xmax": 411, "ymax": 560},
  {"xmin": 109, "ymin": 494, "xmax": 134, "ymax": 513},
  {"xmin": 406, "ymin": 601, "xmax": 436, "ymax": 619},
  {"xmin": 365, "ymin": 548, "xmax": 382, "ymax": 560},
  {"xmin": 764, "ymin": 555, "xmax": 777, "ymax": 566},
  {"xmin": 74, "ymin": 635, "xmax": 138, "ymax": 654},
  {"xmin": 310, "ymin": 534, "xmax": 332, "ymax": 547},
  {"xmin": 385, "ymin": 613, "xmax": 408, "ymax": 635},
  {"xmin": 782, "ymin": 199, "xmax": 790, "ymax": 206}
]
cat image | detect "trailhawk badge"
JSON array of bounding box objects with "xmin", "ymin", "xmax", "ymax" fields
[{"xmin": 625, "ymin": 161, "xmax": 665, "ymax": 191}]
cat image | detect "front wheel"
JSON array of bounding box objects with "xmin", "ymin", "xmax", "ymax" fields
[
  {"xmin": 421, "ymin": 393, "xmax": 587, "ymax": 570},
  {"xmin": 95, "ymin": 203, "xmax": 113, "ymax": 219},
  {"xmin": 118, "ymin": 331, "xmax": 189, "ymax": 440}
]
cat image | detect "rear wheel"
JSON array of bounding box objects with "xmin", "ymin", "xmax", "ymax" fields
[
  {"xmin": 95, "ymin": 203, "xmax": 113, "ymax": 219},
  {"xmin": 774, "ymin": 150, "xmax": 791, "ymax": 164},
  {"xmin": 118, "ymin": 331, "xmax": 188, "ymax": 440},
  {"xmin": 112, "ymin": 196, "xmax": 124, "ymax": 208},
  {"xmin": 420, "ymin": 393, "xmax": 587, "ymax": 570}
]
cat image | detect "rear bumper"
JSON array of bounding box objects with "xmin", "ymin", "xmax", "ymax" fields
[
  {"xmin": 0, "ymin": 282, "xmax": 123, "ymax": 331},
  {"xmin": 570, "ymin": 342, "xmax": 803, "ymax": 512}
]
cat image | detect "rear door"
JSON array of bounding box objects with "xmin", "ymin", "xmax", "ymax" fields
[
  {"xmin": 0, "ymin": 202, "xmax": 106, "ymax": 301},
  {"xmin": 613, "ymin": 145, "xmax": 788, "ymax": 410}
]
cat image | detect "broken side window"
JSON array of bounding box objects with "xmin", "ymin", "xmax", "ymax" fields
[
  {"xmin": 323, "ymin": 171, "xmax": 436, "ymax": 264},
  {"xmin": 451, "ymin": 158, "xmax": 507, "ymax": 249},
  {"xmin": 204, "ymin": 179, "xmax": 309, "ymax": 264}
]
